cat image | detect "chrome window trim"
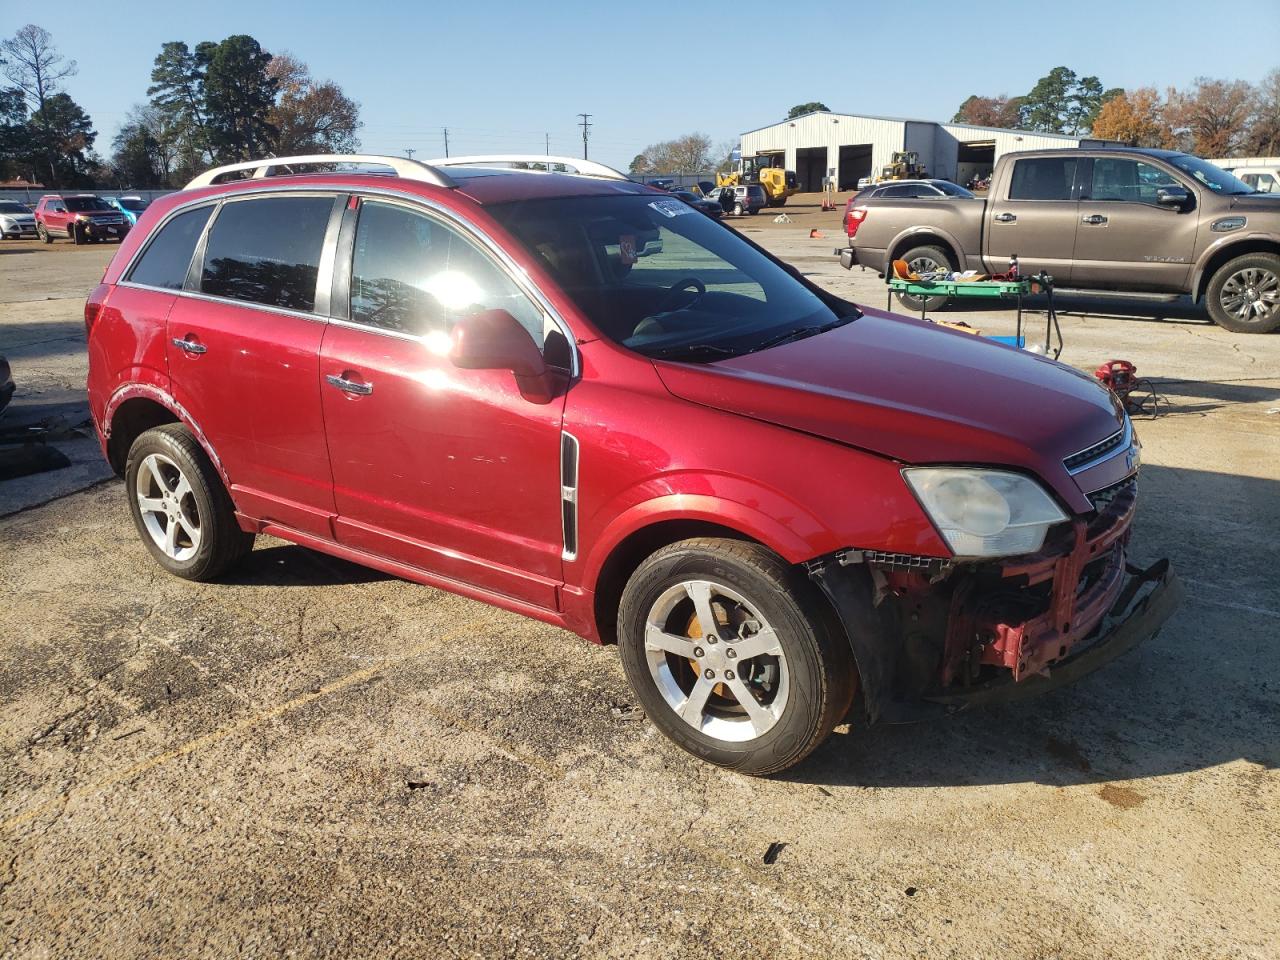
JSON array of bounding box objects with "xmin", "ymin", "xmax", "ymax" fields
[
  {"xmin": 114, "ymin": 283, "xmax": 327, "ymax": 325},
  {"xmin": 1064, "ymin": 417, "xmax": 1133, "ymax": 476},
  {"xmin": 122, "ymin": 198, "xmax": 220, "ymax": 291},
  {"xmin": 118, "ymin": 182, "xmax": 580, "ymax": 378}
]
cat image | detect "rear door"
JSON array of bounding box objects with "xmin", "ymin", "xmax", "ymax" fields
[
  {"xmin": 1070, "ymin": 155, "xmax": 1198, "ymax": 291},
  {"xmin": 166, "ymin": 192, "xmax": 342, "ymax": 538},
  {"xmin": 318, "ymin": 196, "xmax": 569, "ymax": 608},
  {"xmin": 985, "ymin": 155, "xmax": 1082, "ymax": 280}
]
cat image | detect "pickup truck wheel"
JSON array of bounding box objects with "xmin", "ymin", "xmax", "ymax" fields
[
  {"xmin": 1206, "ymin": 253, "xmax": 1280, "ymax": 333},
  {"xmin": 125, "ymin": 424, "xmax": 255, "ymax": 581},
  {"xmin": 894, "ymin": 245, "xmax": 954, "ymax": 312},
  {"xmin": 617, "ymin": 538, "xmax": 855, "ymax": 776}
]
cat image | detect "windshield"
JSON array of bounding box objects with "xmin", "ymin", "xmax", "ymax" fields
[
  {"xmin": 119, "ymin": 198, "xmax": 148, "ymax": 211},
  {"xmin": 488, "ymin": 194, "xmax": 859, "ymax": 361},
  {"xmin": 65, "ymin": 196, "xmax": 114, "ymax": 212},
  {"xmin": 0, "ymin": 201, "xmax": 29, "ymax": 214},
  {"xmin": 1167, "ymin": 154, "xmax": 1255, "ymax": 195}
]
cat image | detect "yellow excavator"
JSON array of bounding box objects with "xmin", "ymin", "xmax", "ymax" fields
[
  {"xmin": 876, "ymin": 150, "xmax": 927, "ymax": 183},
  {"xmin": 716, "ymin": 151, "xmax": 800, "ymax": 206}
]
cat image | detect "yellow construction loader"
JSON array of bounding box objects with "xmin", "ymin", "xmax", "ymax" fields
[
  {"xmin": 876, "ymin": 151, "xmax": 927, "ymax": 182},
  {"xmin": 716, "ymin": 152, "xmax": 800, "ymax": 206}
]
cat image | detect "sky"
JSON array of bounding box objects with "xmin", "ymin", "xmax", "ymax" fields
[{"xmin": 6, "ymin": 0, "xmax": 1277, "ymax": 172}]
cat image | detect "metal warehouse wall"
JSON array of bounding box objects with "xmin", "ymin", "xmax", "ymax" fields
[
  {"xmin": 739, "ymin": 112, "xmax": 1083, "ymax": 189},
  {"xmin": 740, "ymin": 113, "xmax": 907, "ymax": 188}
]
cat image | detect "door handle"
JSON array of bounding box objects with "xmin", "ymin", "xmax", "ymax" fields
[
  {"xmin": 1081, "ymin": 214, "xmax": 1108, "ymax": 225},
  {"xmin": 326, "ymin": 373, "xmax": 373, "ymax": 396},
  {"xmin": 993, "ymin": 212, "xmax": 1016, "ymax": 223},
  {"xmin": 172, "ymin": 336, "xmax": 207, "ymax": 355}
]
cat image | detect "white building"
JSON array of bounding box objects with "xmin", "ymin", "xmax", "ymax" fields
[{"xmin": 740, "ymin": 111, "xmax": 1092, "ymax": 191}]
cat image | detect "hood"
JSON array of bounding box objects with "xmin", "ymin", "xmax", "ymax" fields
[{"xmin": 653, "ymin": 309, "xmax": 1125, "ymax": 513}]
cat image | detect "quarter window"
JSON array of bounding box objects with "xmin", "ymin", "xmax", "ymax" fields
[
  {"xmin": 127, "ymin": 205, "xmax": 214, "ymax": 290},
  {"xmin": 1008, "ymin": 157, "xmax": 1079, "ymax": 201},
  {"xmin": 349, "ymin": 200, "xmax": 546, "ymax": 346},
  {"xmin": 1089, "ymin": 158, "xmax": 1180, "ymax": 203},
  {"xmin": 200, "ymin": 195, "xmax": 335, "ymax": 312}
]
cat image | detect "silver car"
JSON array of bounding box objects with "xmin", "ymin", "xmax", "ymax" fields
[{"xmin": 0, "ymin": 200, "xmax": 37, "ymax": 239}]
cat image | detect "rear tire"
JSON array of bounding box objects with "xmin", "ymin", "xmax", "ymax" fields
[
  {"xmin": 1205, "ymin": 252, "xmax": 1280, "ymax": 333},
  {"xmin": 617, "ymin": 538, "xmax": 855, "ymax": 776},
  {"xmin": 125, "ymin": 424, "xmax": 254, "ymax": 581},
  {"xmin": 733, "ymin": 202, "xmax": 744, "ymax": 216},
  {"xmin": 893, "ymin": 244, "xmax": 954, "ymax": 312}
]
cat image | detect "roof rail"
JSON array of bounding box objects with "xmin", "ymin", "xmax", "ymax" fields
[
  {"xmin": 428, "ymin": 154, "xmax": 630, "ymax": 182},
  {"xmin": 184, "ymin": 154, "xmax": 456, "ymax": 190}
]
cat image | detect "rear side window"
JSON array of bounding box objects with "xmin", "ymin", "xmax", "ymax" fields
[
  {"xmin": 1008, "ymin": 158, "xmax": 1078, "ymax": 201},
  {"xmin": 200, "ymin": 195, "xmax": 334, "ymax": 312},
  {"xmin": 127, "ymin": 205, "xmax": 214, "ymax": 290}
]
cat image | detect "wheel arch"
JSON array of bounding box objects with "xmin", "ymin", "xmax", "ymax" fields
[
  {"xmin": 1192, "ymin": 236, "xmax": 1280, "ymax": 303},
  {"xmin": 104, "ymin": 385, "xmax": 228, "ymax": 484},
  {"xmin": 885, "ymin": 229, "xmax": 961, "ymax": 273},
  {"xmin": 583, "ymin": 496, "xmax": 824, "ymax": 645}
]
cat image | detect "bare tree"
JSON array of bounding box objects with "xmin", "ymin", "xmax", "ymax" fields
[
  {"xmin": 1243, "ymin": 68, "xmax": 1280, "ymax": 157},
  {"xmin": 266, "ymin": 53, "xmax": 361, "ymax": 154},
  {"xmin": 1, "ymin": 24, "xmax": 77, "ymax": 114}
]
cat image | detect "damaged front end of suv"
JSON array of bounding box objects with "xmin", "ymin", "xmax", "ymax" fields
[{"xmin": 808, "ymin": 436, "xmax": 1181, "ymax": 724}]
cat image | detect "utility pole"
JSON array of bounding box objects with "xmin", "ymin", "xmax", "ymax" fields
[
  {"xmin": 545, "ymin": 132, "xmax": 550, "ymax": 156},
  {"xmin": 404, "ymin": 148, "xmax": 416, "ymax": 160},
  {"xmin": 577, "ymin": 113, "xmax": 591, "ymax": 160},
  {"xmin": 443, "ymin": 128, "xmax": 450, "ymax": 158}
]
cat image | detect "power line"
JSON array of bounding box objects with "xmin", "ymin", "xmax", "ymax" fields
[{"xmin": 578, "ymin": 113, "xmax": 591, "ymax": 160}]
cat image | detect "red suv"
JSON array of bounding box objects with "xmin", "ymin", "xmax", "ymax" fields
[
  {"xmin": 35, "ymin": 194, "xmax": 131, "ymax": 244},
  {"xmin": 85, "ymin": 154, "xmax": 1180, "ymax": 775}
]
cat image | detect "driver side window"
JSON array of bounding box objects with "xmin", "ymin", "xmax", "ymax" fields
[{"xmin": 350, "ymin": 200, "xmax": 547, "ymax": 346}]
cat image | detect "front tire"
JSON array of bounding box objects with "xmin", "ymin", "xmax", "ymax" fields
[
  {"xmin": 37, "ymin": 224, "xmax": 52, "ymax": 244},
  {"xmin": 618, "ymin": 538, "xmax": 855, "ymax": 776},
  {"xmin": 1206, "ymin": 253, "xmax": 1280, "ymax": 333},
  {"xmin": 893, "ymin": 244, "xmax": 954, "ymax": 312},
  {"xmin": 125, "ymin": 424, "xmax": 254, "ymax": 581}
]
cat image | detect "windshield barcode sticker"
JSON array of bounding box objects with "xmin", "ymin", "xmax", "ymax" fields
[{"xmin": 649, "ymin": 199, "xmax": 692, "ymax": 218}]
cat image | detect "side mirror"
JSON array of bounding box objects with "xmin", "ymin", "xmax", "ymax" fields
[
  {"xmin": 1156, "ymin": 185, "xmax": 1190, "ymax": 207},
  {"xmin": 450, "ymin": 308, "xmax": 554, "ymax": 404}
]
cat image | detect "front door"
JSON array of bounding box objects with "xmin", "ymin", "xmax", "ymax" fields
[
  {"xmin": 166, "ymin": 192, "xmax": 341, "ymax": 538},
  {"xmin": 1070, "ymin": 156, "xmax": 1199, "ymax": 291},
  {"xmin": 319, "ymin": 197, "xmax": 569, "ymax": 609},
  {"xmin": 986, "ymin": 154, "xmax": 1082, "ymax": 281}
]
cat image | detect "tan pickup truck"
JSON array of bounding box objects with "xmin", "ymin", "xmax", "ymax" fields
[{"xmin": 839, "ymin": 147, "xmax": 1280, "ymax": 333}]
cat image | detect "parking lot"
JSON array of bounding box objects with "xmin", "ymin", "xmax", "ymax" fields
[{"xmin": 2, "ymin": 203, "xmax": 1278, "ymax": 959}]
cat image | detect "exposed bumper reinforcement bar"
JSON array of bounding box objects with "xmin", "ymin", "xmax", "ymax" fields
[{"xmin": 922, "ymin": 558, "xmax": 1182, "ymax": 711}]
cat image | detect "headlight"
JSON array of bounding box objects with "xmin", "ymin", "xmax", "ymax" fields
[{"xmin": 903, "ymin": 468, "xmax": 1068, "ymax": 558}]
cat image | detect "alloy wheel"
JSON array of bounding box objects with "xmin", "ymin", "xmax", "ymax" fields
[
  {"xmin": 643, "ymin": 579, "xmax": 790, "ymax": 742},
  {"xmin": 135, "ymin": 452, "xmax": 202, "ymax": 562},
  {"xmin": 908, "ymin": 253, "xmax": 946, "ymax": 277},
  {"xmin": 1220, "ymin": 267, "xmax": 1280, "ymax": 323}
]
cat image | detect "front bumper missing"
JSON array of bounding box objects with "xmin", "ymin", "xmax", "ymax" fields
[
  {"xmin": 922, "ymin": 558, "xmax": 1181, "ymax": 711},
  {"xmin": 808, "ymin": 481, "xmax": 1181, "ymax": 723}
]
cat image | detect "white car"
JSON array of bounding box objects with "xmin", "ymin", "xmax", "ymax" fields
[
  {"xmin": 0, "ymin": 200, "xmax": 37, "ymax": 239},
  {"xmin": 1227, "ymin": 166, "xmax": 1280, "ymax": 194}
]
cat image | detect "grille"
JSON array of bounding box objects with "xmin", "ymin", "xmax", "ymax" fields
[
  {"xmin": 843, "ymin": 549, "xmax": 953, "ymax": 577},
  {"xmin": 1064, "ymin": 427, "xmax": 1126, "ymax": 472},
  {"xmin": 1088, "ymin": 475, "xmax": 1137, "ymax": 512}
]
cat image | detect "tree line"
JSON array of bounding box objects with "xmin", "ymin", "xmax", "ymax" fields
[
  {"xmin": 0, "ymin": 23, "xmax": 361, "ymax": 189},
  {"xmin": 954, "ymin": 65, "xmax": 1280, "ymax": 157}
]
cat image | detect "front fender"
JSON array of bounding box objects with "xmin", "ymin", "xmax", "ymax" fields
[
  {"xmin": 1191, "ymin": 230, "xmax": 1280, "ymax": 300},
  {"xmin": 580, "ymin": 488, "xmax": 825, "ymax": 599}
]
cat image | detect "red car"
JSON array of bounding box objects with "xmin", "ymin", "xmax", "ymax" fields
[
  {"xmin": 84, "ymin": 153, "xmax": 1179, "ymax": 775},
  {"xmin": 35, "ymin": 194, "xmax": 131, "ymax": 244}
]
